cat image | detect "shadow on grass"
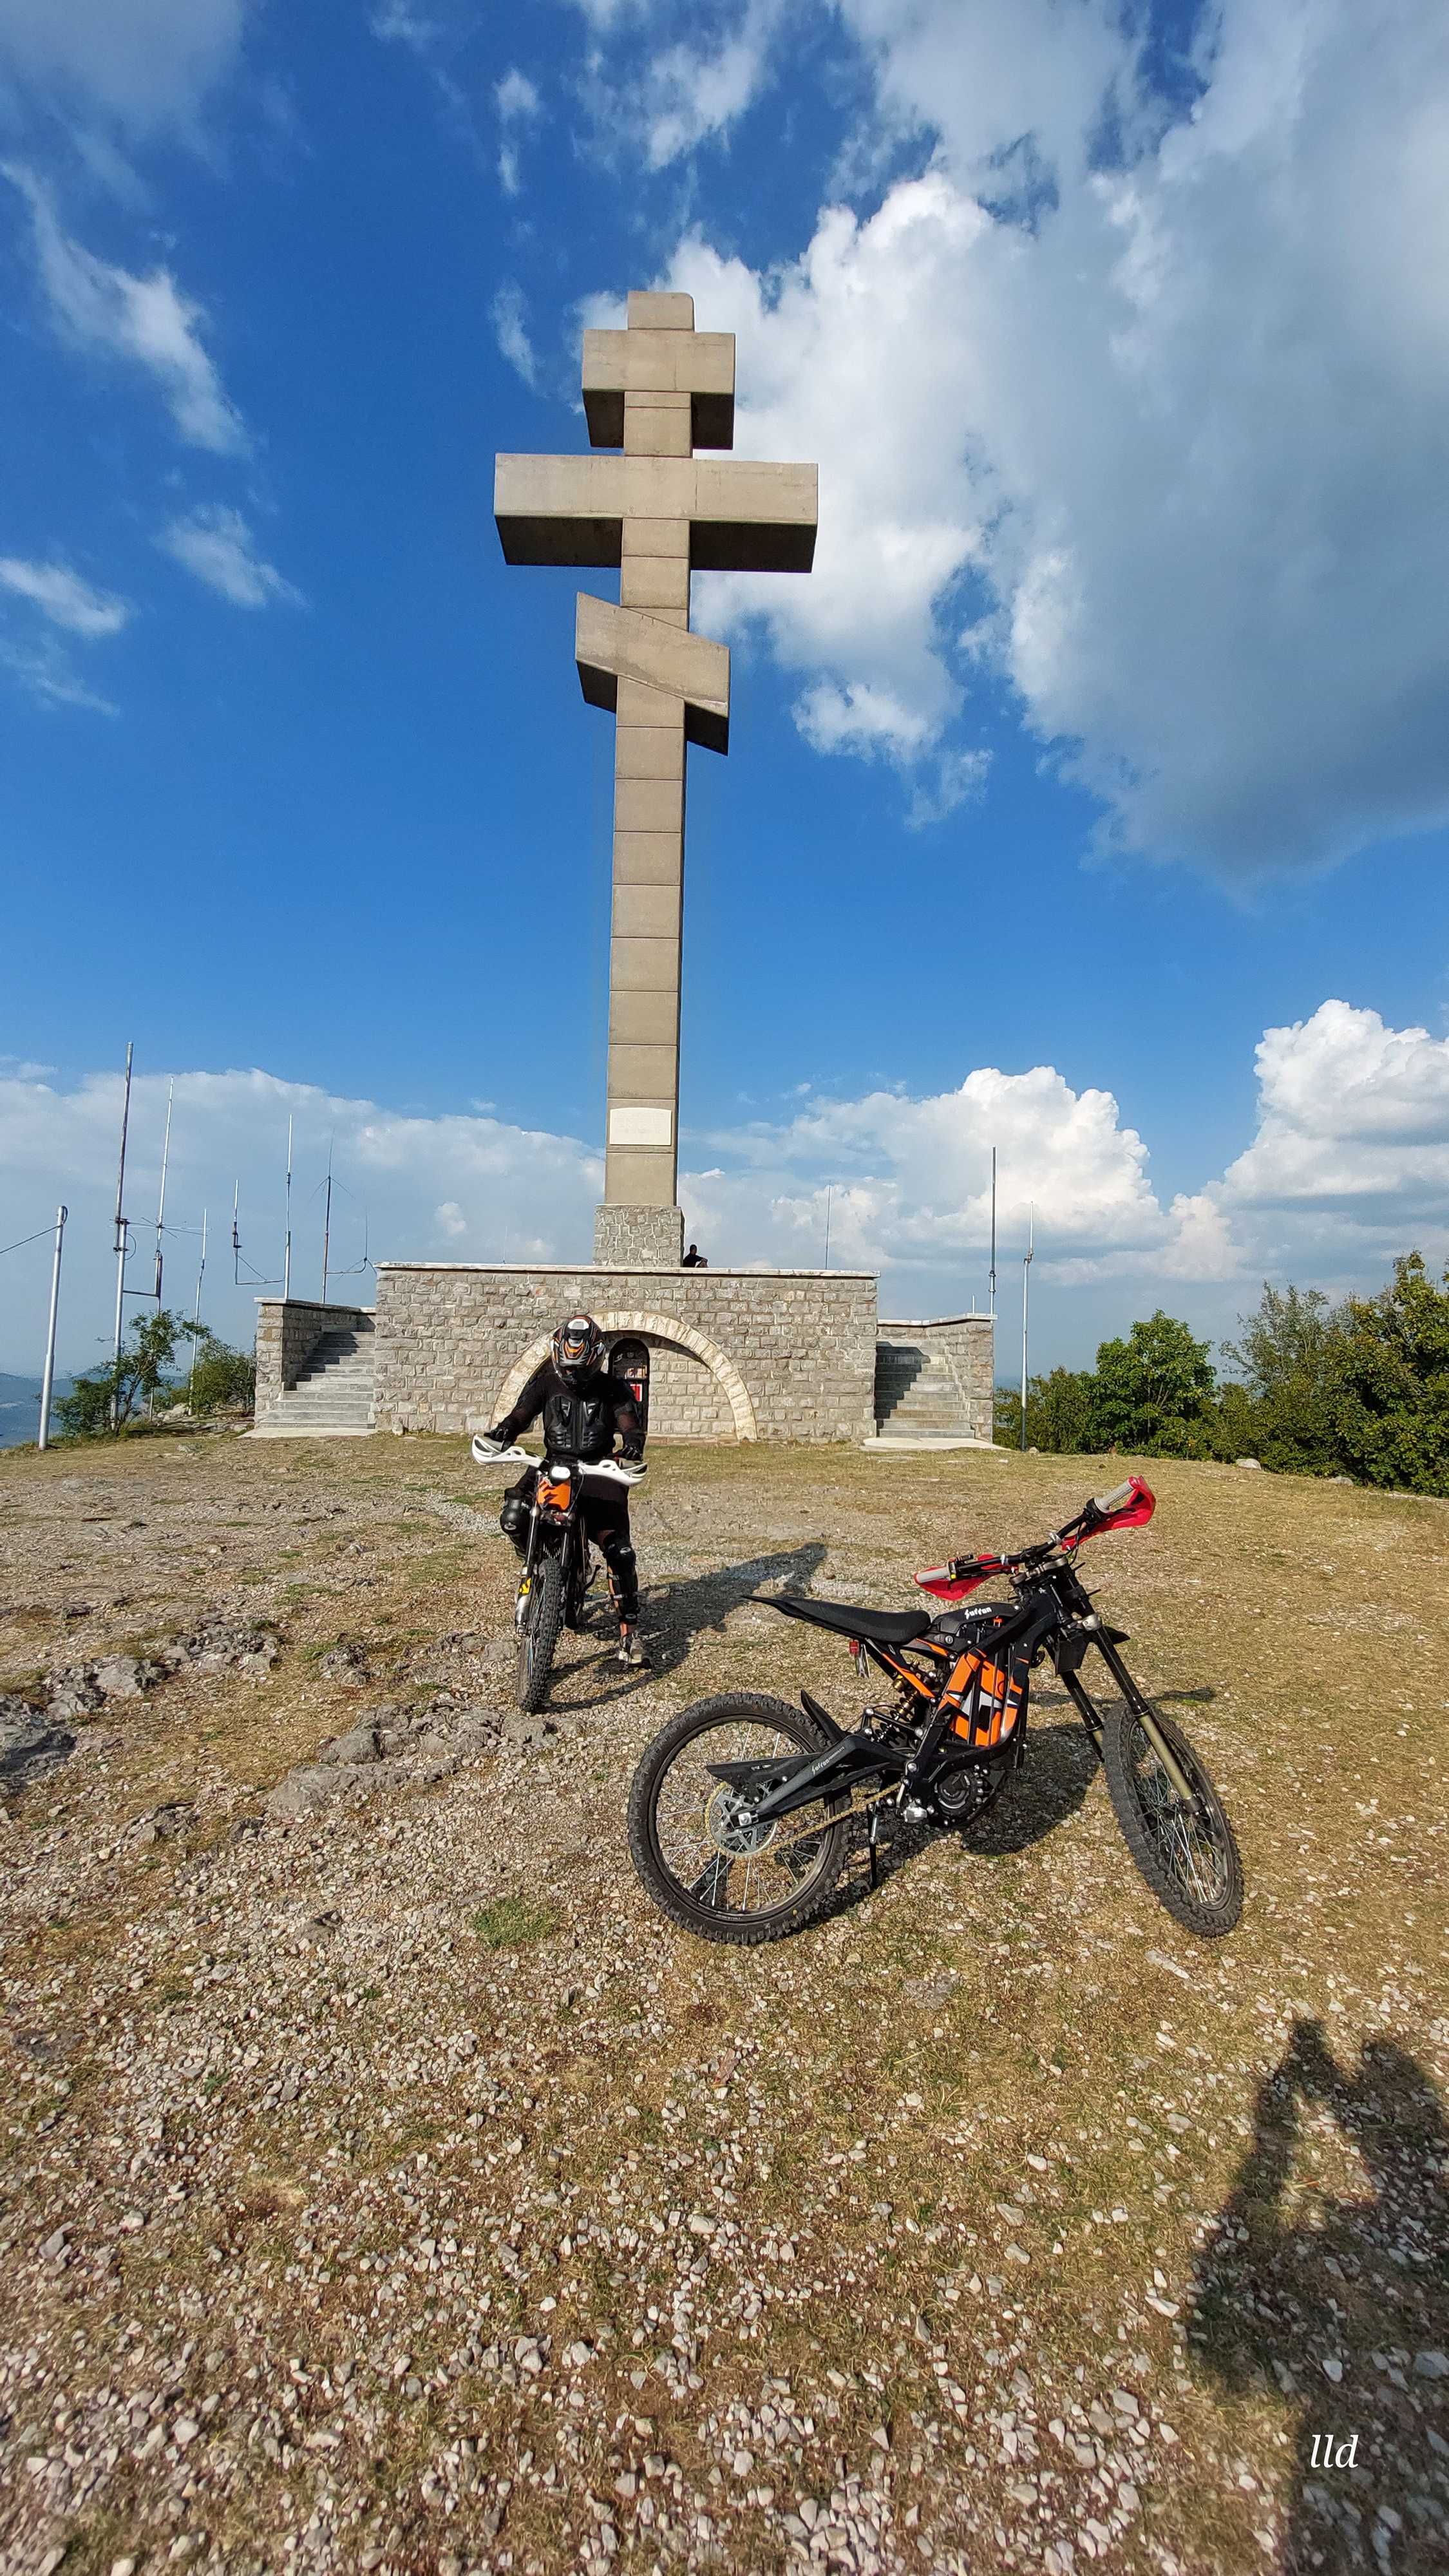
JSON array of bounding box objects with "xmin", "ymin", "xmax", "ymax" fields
[
  {"xmin": 818, "ymin": 1717, "xmax": 1103, "ymax": 1921},
  {"xmin": 547, "ymin": 1541, "xmax": 829, "ymax": 1712},
  {"xmin": 1188, "ymin": 2019, "xmax": 1449, "ymax": 2573}
]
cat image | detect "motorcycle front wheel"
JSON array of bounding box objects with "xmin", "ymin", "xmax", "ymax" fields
[
  {"xmin": 629, "ymin": 1692, "xmax": 849, "ymax": 1945},
  {"xmin": 514, "ymin": 1551, "xmax": 564, "ymax": 1714},
  {"xmin": 1101, "ymin": 1703, "xmax": 1242, "ymax": 1937}
]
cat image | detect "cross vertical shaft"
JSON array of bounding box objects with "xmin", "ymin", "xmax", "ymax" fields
[{"xmin": 494, "ymin": 287, "xmax": 817, "ymax": 1268}]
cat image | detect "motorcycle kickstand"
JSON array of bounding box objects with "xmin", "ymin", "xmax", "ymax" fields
[{"xmin": 867, "ymin": 1807, "xmax": 882, "ymax": 1891}]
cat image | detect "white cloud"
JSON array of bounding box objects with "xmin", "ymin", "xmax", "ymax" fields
[
  {"xmin": 4, "ymin": 166, "xmax": 246, "ymax": 451},
  {"xmin": 494, "ymin": 67, "xmax": 541, "ymax": 192},
  {"xmin": 1218, "ymin": 1003, "xmax": 1449, "ymax": 1249},
  {"xmin": 572, "ymin": 0, "xmax": 1449, "ymax": 876},
  {"xmin": 0, "ymin": 636, "xmax": 117, "ymax": 715},
  {"xmin": 0, "ymin": 0, "xmax": 248, "ymax": 137},
  {"xmin": 496, "ymin": 68, "xmax": 540, "ymax": 122},
  {"xmin": 0, "ymin": 1065, "xmax": 603, "ymax": 1374},
  {"xmin": 158, "ymin": 506, "xmax": 301, "ymax": 609},
  {"xmin": 8, "ymin": 1006, "xmax": 1449, "ymax": 1373},
  {"xmin": 0, "ymin": 557, "xmax": 129, "ymax": 638},
  {"xmin": 491, "ymin": 283, "xmax": 538, "ymax": 388}
]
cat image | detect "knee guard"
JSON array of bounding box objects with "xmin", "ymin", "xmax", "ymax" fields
[
  {"xmin": 607, "ymin": 1545, "xmax": 639, "ymax": 1620},
  {"xmin": 500, "ymin": 1495, "xmax": 529, "ymax": 1544}
]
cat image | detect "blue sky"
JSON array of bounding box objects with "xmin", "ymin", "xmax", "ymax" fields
[{"xmin": 3, "ymin": 0, "xmax": 1449, "ymax": 1378}]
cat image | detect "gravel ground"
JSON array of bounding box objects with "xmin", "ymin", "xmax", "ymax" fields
[{"xmin": 1, "ymin": 1431, "xmax": 1446, "ymax": 2576}]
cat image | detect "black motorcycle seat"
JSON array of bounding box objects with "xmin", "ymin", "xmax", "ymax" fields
[{"xmin": 757, "ymin": 1593, "xmax": 932, "ymax": 1647}]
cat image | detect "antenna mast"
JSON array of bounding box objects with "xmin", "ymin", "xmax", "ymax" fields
[
  {"xmin": 989, "ymin": 1145, "xmax": 997, "ymax": 1313},
  {"xmin": 283, "ymin": 1114, "xmax": 293, "ymax": 1301},
  {"xmin": 110, "ymin": 1041, "xmax": 134, "ymax": 1424},
  {"xmin": 1019, "ymin": 1202, "xmax": 1034, "ymax": 1453},
  {"xmin": 153, "ymin": 1075, "xmax": 173, "ymax": 1303}
]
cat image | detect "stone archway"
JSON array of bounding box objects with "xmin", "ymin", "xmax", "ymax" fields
[{"xmin": 492, "ymin": 1310, "xmax": 758, "ymax": 1443}]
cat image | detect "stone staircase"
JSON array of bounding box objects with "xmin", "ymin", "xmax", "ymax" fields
[
  {"xmin": 254, "ymin": 1318, "xmax": 376, "ymax": 1437},
  {"xmin": 873, "ymin": 1339, "xmax": 973, "ymax": 1441}
]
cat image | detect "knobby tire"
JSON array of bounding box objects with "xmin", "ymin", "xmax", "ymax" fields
[
  {"xmin": 515, "ymin": 1551, "xmax": 564, "ymax": 1714},
  {"xmin": 629, "ymin": 1692, "xmax": 849, "ymax": 1947},
  {"xmin": 1101, "ymin": 1701, "xmax": 1242, "ymax": 1938}
]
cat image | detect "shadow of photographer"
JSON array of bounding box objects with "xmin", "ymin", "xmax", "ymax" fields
[{"xmin": 1187, "ymin": 2018, "xmax": 1449, "ymax": 2572}]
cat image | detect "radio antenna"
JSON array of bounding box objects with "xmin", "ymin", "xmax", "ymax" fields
[{"xmin": 153, "ymin": 1076, "xmax": 173, "ymax": 1303}]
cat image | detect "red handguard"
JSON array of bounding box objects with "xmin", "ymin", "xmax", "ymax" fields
[{"xmin": 914, "ymin": 1553, "xmax": 1002, "ymax": 1601}]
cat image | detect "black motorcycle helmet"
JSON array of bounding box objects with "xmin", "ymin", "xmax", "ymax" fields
[{"xmin": 551, "ymin": 1313, "xmax": 603, "ymax": 1379}]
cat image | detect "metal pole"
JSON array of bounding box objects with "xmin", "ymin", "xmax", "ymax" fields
[
  {"xmin": 153, "ymin": 1075, "xmax": 173, "ymax": 1303},
  {"xmin": 321, "ymin": 1163, "xmax": 332, "ymax": 1305},
  {"xmin": 110, "ymin": 1041, "xmax": 134, "ymax": 1426},
  {"xmin": 989, "ymin": 1145, "xmax": 997, "ymax": 1312},
  {"xmin": 187, "ymin": 1209, "xmax": 207, "ymax": 1406},
  {"xmin": 283, "ymin": 1114, "xmax": 293, "ymax": 1302},
  {"xmin": 1019, "ymin": 1202, "xmax": 1034, "ymax": 1452},
  {"xmin": 37, "ymin": 1204, "xmax": 66, "ymax": 1451},
  {"xmin": 823, "ymin": 1188, "xmax": 832, "ymax": 1271}
]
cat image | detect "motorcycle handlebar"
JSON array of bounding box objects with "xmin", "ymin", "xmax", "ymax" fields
[{"xmin": 1092, "ymin": 1479, "xmax": 1135, "ymax": 1514}]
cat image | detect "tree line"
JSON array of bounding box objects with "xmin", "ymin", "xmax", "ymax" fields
[
  {"xmin": 56, "ymin": 1309, "xmax": 256, "ymax": 1439},
  {"xmin": 995, "ymin": 1253, "xmax": 1449, "ymax": 1495}
]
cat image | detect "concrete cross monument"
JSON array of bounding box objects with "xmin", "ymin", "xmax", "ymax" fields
[{"xmin": 495, "ymin": 289, "xmax": 818, "ymax": 1269}]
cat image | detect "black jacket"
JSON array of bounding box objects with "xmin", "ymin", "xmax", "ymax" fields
[{"xmin": 489, "ymin": 1361, "xmax": 643, "ymax": 1464}]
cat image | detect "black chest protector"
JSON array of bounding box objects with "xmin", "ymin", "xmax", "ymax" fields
[{"xmin": 541, "ymin": 1373, "xmax": 614, "ymax": 1462}]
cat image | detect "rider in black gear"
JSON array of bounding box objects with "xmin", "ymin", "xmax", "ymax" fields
[{"xmin": 484, "ymin": 1314, "xmax": 649, "ymax": 1667}]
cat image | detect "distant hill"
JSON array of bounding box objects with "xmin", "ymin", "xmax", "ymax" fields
[{"xmin": 0, "ymin": 1372, "xmax": 73, "ymax": 1449}]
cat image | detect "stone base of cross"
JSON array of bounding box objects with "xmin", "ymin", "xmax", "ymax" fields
[{"xmin": 495, "ymin": 289, "xmax": 817, "ymax": 1269}]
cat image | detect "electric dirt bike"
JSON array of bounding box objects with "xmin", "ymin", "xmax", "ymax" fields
[
  {"xmin": 627, "ymin": 1477, "xmax": 1242, "ymax": 1946},
  {"xmin": 470, "ymin": 1439, "xmax": 645, "ymax": 1713}
]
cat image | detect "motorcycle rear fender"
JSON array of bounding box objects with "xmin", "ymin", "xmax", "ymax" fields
[{"xmin": 746, "ymin": 1730, "xmax": 898, "ymax": 1824}]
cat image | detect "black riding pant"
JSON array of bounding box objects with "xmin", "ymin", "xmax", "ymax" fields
[{"xmin": 501, "ymin": 1468, "xmax": 639, "ymax": 1622}]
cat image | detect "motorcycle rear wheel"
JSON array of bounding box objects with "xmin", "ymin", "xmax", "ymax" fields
[
  {"xmin": 629, "ymin": 1692, "xmax": 848, "ymax": 1946},
  {"xmin": 515, "ymin": 1551, "xmax": 564, "ymax": 1714},
  {"xmin": 1101, "ymin": 1703, "xmax": 1242, "ymax": 1937}
]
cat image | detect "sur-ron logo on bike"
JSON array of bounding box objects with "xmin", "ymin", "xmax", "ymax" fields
[{"xmin": 625, "ymin": 1478, "xmax": 1243, "ymax": 1947}]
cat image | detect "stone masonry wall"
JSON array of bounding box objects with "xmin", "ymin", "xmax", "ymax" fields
[
  {"xmin": 372, "ymin": 1265, "xmax": 878, "ymax": 1443},
  {"xmin": 255, "ymin": 1301, "xmax": 372, "ymax": 1416},
  {"xmin": 877, "ymin": 1314, "xmax": 996, "ymax": 1442}
]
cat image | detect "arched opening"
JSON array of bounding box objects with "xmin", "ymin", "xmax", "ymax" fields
[{"xmin": 491, "ymin": 1310, "xmax": 757, "ymax": 1443}]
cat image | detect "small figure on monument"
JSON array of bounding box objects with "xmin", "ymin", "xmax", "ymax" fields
[
  {"xmin": 478, "ymin": 1314, "xmax": 650, "ymax": 1666},
  {"xmin": 681, "ymin": 1242, "xmax": 708, "ymax": 1268}
]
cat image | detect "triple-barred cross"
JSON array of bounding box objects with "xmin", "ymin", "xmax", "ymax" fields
[{"xmin": 494, "ymin": 290, "xmax": 817, "ymax": 1264}]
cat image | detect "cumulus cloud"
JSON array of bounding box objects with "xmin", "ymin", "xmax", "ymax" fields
[
  {"xmin": 585, "ymin": 0, "xmax": 1449, "ymax": 876},
  {"xmin": 157, "ymin": 506, "xmax": 301, "ymax": 608},
  {"xmin": 0, "ymin": 0, "xmax": 249, "ymax": 137},
  {"xmin": 4, "ymin": 166, "xmax": 246, "ymax": 451},
  {"xmin": 0, "ymin": 558, "xmax": 129, "ymax": 638},
  {"xmin": 8, "ymin": 1005, "xmax": 1449, "ymax": 1372},
  {"xmin": 1215, "ymin": 1003, "xmax": 1449, "ymax": 1264}
]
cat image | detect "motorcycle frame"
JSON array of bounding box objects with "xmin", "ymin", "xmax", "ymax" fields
[
  {"xmin": 518, "ymin": 1471, "xmax": 592, "ymax": 1626},
  {"xmin": 744, "ymin": 1548, "xmax": 1194, "ymax": 1831}
]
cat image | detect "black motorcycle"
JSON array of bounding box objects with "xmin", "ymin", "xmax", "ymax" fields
[
  {"xmin": 471, "ymin": 1441, "xmax": 645, "ymax": 1712},
  {"xmin": 627, "ymin": 1477, "xmax": 1242, "ymax": 1944}
]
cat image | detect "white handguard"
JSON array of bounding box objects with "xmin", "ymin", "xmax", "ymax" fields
[
  {"xmin": 471, "ymin": 1435, "xmax": 532, "ymax": 1469},
  {"xmin": 582, "ymin": 1455, "xmax": 647, "ymax": 1488}
]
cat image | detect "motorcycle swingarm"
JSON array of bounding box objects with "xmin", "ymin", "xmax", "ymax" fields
[{"xmin": 739, "ymin": 1732, "xmax": 898, "ymax": 1826}]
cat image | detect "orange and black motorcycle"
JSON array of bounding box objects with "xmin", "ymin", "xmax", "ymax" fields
[{"xmin": 627, "ymin": 1477, "xmax": 1242, "ymax": 1945}]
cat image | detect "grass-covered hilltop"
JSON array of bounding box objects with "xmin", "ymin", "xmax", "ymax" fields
[{"xmin": 3, "ymin": 1435, "xmax": 1446, "ymax": 2574}]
